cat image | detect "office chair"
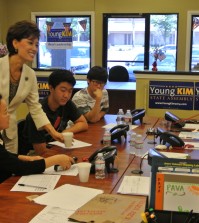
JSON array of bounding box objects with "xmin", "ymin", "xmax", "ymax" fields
[
  {"xmin": 108, "ymin": 65, "xmax": 129, "ymax": 82},
  {"xmin": 17, "ymin": 119, "xmax": 32, "ymax": 155}
]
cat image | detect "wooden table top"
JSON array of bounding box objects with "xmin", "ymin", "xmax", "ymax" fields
[{"xmin": 2, "ymin": 114, "xmax": 195, "ymax": 223}]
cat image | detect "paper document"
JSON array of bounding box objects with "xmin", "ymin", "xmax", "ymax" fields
[
  {"xmin": 184, "ymin": 141, "xmax": 199, "ymax": 149},
  {"xmin": 49, "ymin": 139, "xmax": 91, "ymax": 149},
  {"xmin": 11, "ymin": 174, "xmax": 60, "ymax": 192},
  {"xmin": 117, "ymin": 175, "xmax": 150, "ymax": 196},
  {"xmin": 29, "ymin": 206, "xmax": 74, "ymax": 223},
  {"xmin": 160, "ymin": 151, "xmax": 189, "ymax": 159},
  {"xmin": 44, "ymin": 164, "xmax": 78, "ymax": 176},
  {"xmin": 183, "ymin": 123, "xmax": 199, "ymax": 130},
  {"xmin": 103, "ymin": 123, "xmax": 138, "ymax": 130},
  {"xmin": 179, "ymin": 131, "xmax": 199, "ymax": 139},
  {"xmin": 33, "ymin": 184, "xmax": 103, "ymax": 210}
]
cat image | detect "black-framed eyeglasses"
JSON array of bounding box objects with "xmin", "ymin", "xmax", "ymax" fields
[{"xmin": 91, "ymin": 80, "xmax": 106, "ymax": 87}]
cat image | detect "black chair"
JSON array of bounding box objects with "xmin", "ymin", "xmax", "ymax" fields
[
  {"xmin": 108, "ymin": 65, "xmax": 129, "ymax": 82},
  {"xmin": 17, "ymin": 119, "xmax": 32, "ymax": 155}
]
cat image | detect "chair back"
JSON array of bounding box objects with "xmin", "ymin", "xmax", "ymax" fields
[
  {"xmin": 18, "ymin": 119, "xmax": 32, "ymax": 155},
  {"xmin": 108, "ymin": 65, "xmax": 129, "ymax": 82}
]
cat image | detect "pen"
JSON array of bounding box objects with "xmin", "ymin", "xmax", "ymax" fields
[{"xmin": 18, "ymin": 183, "xmax": 47, "ymax": 190}]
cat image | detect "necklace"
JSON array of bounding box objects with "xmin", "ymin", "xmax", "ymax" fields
[{"xmin": 10, "ymin": 74, "xmax": 20, "ymax": 83}]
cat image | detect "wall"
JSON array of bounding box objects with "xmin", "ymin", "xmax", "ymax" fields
[
  {"xmin": 1, "ymin": 0, "xmax": 199, "ymax": 70},
  {"xmin": 1, "ymin": 0, "xmax": 199, "ymax": 120},
  {"xmin": 135, "ymin": 71, "xmax": 199, "ymax": 118},
  {"xmin": 0, "ymin": 0, "xmax": 8, "ymax": 42}
]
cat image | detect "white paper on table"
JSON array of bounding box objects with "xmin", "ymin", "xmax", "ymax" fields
[
  {"xmin": 160, "ymin": 151, "xmax": 189, "ymax": 159},
  {"xmin": 179, "ymin": 131, "xmax": 199, "ymax": 139},
  {"xmin": 184, "ymin": 141, "xmax": 199, "ymax": 149},
  {"xmin": 183, "ymin": 123, "xmax": 199, "ymax": 130},
  {"xmin": 49, "ymin": 139, "xmax": 92, "ymax": 149},
  {"xmin": 117, "ymin": 175, "xmax": 150, "ymax": 196},
  {"xmin": 29, "ymin": 206, "xmax": 75, "ymax": 223},
  {"xmin": 11, "ymin": 175, "xmax": 60, "ymax": 192},
  {"xmin": 44, "ymin": 164, "xmax": 78, "ymax": 176},
  {"xmin": 33, "ymin": 184, "xmax": 103, "ymax": 210},
  {"xmin": 103, "ymin": 123, "xmax": 138, "ymax": 130}
]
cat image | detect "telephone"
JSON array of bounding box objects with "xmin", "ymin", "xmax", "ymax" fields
[
  {"xmin": 165, "ymin": 111, "xmax": 185, "ymax": 128},
  {"xmin": 88, "ymin": 145, "xmax": 118, "ymax": 174},
  {"xmin": 131, "ymin": 109, "xmax": 145, "ymax": 124},
  {"xmin": 109, "ymin": 124, "xmax": 129, "ymax": 143},
  {"xmin": 148, "ymin": 148, "xmax": 167, "ymax": 165},
  {"xmin": 159, "ymin": 131, "xmax": 185, "ymax": 148}
]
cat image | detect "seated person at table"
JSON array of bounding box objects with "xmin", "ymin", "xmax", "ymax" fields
[
  {"xmin": 72, "ymin": 66, "xmax": 109, "ymax": 123},
  {"xmin": 0, "ymin": 94, "xmax": 74, "ymax": 183},
  {"xmin": 23, "ymin": 69, "xmax": 88, "ymax": 156}
]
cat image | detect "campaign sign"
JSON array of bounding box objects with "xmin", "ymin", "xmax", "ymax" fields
[
  {"xmin": 37, "ymin": 76, "xmax": 49, "ymax": 99},
  {"xmin": 194, "ymin": 82, "xmax": 199, "ymax": 110},
  {"xmin": 149, "ymin": 81, "xmax": 194, "ymax": 110},
  {"xmin": 46, "ymin": 28, "xmax": 72, "ymax": 49}
]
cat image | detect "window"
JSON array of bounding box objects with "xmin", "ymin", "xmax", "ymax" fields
[
  {"xmin": 31, "ymin": 12, "xmax": 94, "ymax": 75},
  {"xmin": 103, "ymin": 13, "xmax": 178, "ymax": 81},
  {"xmin": 189, "ymin": 14, "xmax": 199, "ymax": 71}
]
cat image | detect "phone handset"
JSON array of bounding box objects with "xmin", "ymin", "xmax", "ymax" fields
[
  {"xmin": 88, "ymin": 146, "xmax": 118, "ymax": 173},
  {"xmin": 159, "ymin": 131, "xmax": 184, "ymax": 148},
  {"xmin": 131, "ymin": 109, "xmax": 145, "ymax": 124},
  {"xmin": 109, "ymin": 124, "xmax": 129, "ymax": 143}
]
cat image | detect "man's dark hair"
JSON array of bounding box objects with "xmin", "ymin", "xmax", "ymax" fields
[
  {"xmin": 87, "ymin": 66, "xmax": 108, "ymax": 83},
  {"xmin": 48, "ymin": 69, "xmax": 76, "ymax": 88},
  {"xmin": 6, "ymin": 20, "xmax": 40, "ymax": 56}
]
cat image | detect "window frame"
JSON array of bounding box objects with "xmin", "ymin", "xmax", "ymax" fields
[
  {"xmin": 31, "ymin": 11, "xmax": 95, "ymax": 78},
  {"xmin": 103, "ymin": 13, "xmax": 178, "ymax": 79},
  {"xmin": 185, "ymin": 11, "xmax": 199, "ymax": 71}
]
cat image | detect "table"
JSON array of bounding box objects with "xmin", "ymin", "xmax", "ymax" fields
[
  {"xmin": 0, "ymin": 114, "xmax": 158, "ymax": 222},
  {"xmin": 73, "ymin": 81, "xmax": 136, "ymax": 114},
  {"xmin": 1, "ymin": 115, "xmax": 198, "ymax": 222}
]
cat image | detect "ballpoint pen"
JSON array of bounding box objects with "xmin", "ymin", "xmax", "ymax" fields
[{"xmin": 18, "ymin": 183, "xmax": 47, "ymax": 190}]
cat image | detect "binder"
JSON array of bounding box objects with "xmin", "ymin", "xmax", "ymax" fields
[{"xmin": 150, "ymin": 157, "xmax": 199, "ymax": 213}]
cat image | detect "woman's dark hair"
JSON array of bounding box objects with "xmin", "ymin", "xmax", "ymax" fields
[
  {"xmin": 48, "ymin": 69, "xmax": 76, "ymax": 88},
  {"xmin": 6, "ymin": 20, "xmax": 40, "ymax": 56},
  {"xmin": 87, "ymin": 66, "xmax": 108, "ymax": 83}
]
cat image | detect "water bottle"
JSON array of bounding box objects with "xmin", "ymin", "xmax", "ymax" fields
[
  {"xmin": 129, "ymin": 132, "xmax": 136, "ymax": 154},
  {"xmin": 103, "ymin": 130, "xmax": 111, "ymax": 146},
  {"xmin": 135, "ymin": 134, "xmax": 144, "ymax": 157},
  {"xmin": 95, "ymin": 153, "xmax": 105, "ymax": 179},
  {"xmin": 116, "ymin": 109, "xmax": 124, "ymax": 125},
  {"xmin": 124, "ymin": 109, "xmax": 132, "ymax": 130}
]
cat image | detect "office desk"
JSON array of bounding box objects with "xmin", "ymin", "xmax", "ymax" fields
[
  {"xmin": 73, "ymin": 80, "xmax": 136, "ymax": 114},
  {"xmin": 0, "ymin": 115, "xmax": 158, "ymax": 223},
  {"xmin": 37, "ymin": 77, "xmax": 136, "ymax": 115}
]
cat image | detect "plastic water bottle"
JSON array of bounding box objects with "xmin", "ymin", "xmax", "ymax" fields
[
  {"xmin": 95, "ymin": 153, "xmax": 105, "ymax": 179},
  {"xmin": 116, "ymin": 109, "xmax": 124, "ymax": 125},
  {"xmin": 135, "ymin": 134, "xmax": 144, "ymax": 157},
  {"xmin": 103, "ymin": 130, "xmax": 111, "ymax": 146},
  {"xmin": 124, "ymin": 109, "xmax": 132, "ymax": 131},
  {"xmin": 129, "ymin": 132, "xmax": 136, "ymax": 154}
]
